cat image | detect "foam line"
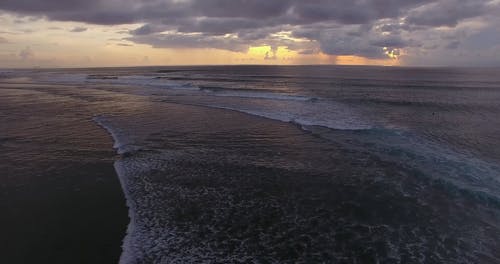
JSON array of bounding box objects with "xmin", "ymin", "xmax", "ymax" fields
[{"xmin": 93, "ymin": 115, "xmax": 137, "ymax": 264}]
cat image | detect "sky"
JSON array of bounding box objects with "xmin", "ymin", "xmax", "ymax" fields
[{"xmin": 0, "ymin": 0, "xmax": 499, "ymax": 68}]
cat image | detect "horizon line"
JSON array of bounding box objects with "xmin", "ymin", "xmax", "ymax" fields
[{"xmin": 2, "ymin": 64, "xmax": 499, "ymax": 71}]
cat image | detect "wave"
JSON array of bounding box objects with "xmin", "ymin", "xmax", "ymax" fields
[
  {"xmin": 198, "ymin": 85, "xmax": 276, "ymax": 93},
  {"xmin": 307, "ymin": 126, "xmax": 500, "ymax": 205},
  {"xmin": 87, "ymin": 74, "xmax": 119, "ymax": 80},
  {"xmin": 342, "ymin": 98, "xmax": 496, "ymax": 113},
  {"xmin": 87, "ymin": 75, "xmax": 199, "ymax": 90},
  {"xmin": 160, "ymin": 95, "xmax": 500, "ymax": 205},
  {"xmin": 202, "ymin": 90, "xmax": 314, "ymax": 102},
  {"xmin": 158, "ymin": 97, "xmax": 374, "ymax": 131},
  {"xmin": 93, "ymin": 115, "xmax": 151, "ymax": 264},
  {"xmin": 155, "ymin": 90, "xmax": 500, "ymax": 206},
  {"xmin": 156, "ymin": 76, "xmax": 260, "ymax": 83},
  {"xmin": 93, "ymin": 115, "xmax": 151, "ymax": 155},
  {"xmin": 222, "ymin": 105, "xmax": 372, "ymax": 130},
  {"xmin": 30, "ymin": 72, "xmax": 198, "ymax": 91},
  {"xmin": 0, "ymin": 71, "xmax": 13, "ymax": 78},
  {"xmin": 346, "ymin": 98, "xmax": 466, "ymax": 109},
  {"xmin": 59, "ymin": 71, "xmax": 500, "ymax": 206},
  {"xmin": 93, "ymin": 109, "xmax": 500, "ymax": 263}
]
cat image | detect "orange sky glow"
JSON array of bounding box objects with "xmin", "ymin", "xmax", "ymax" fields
[{"xmin": 0, "ymin": 14, "xmax": 400, "ymax": 68}]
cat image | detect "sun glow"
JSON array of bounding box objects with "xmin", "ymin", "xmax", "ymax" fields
[
  {"xmin": 383, "ymin": 47, "xmax": 401, "ymax": 60},
  {"xmin": 335, "ymin": 54, "xmax": 400, "ymax": 66}
]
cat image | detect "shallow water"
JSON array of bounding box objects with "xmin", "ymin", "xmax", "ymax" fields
[{"xmin": 0, "ymin": 82, "xmax": 129, "ymax": 263}]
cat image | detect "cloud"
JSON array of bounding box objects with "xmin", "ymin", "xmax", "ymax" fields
[
  {"xmin": 405, "ymin": 0, "xmax": 492, "ymax": 27},
  {"xmin": 264, "ymin": 46, "xmax": 278, "ymax": 60},
  {"xmin": 128, "ymin": 33, "xmax": 249, "ymax": 52},
  {"xmin": 445, "ymin": 40, "xmax": 460, "ymax": 49},
  {"xmin": 130, "ymin": 24, "xmax": 155, "ymax": 36},
  {"xmin": 70, "ymin": 26, "xmax": 87, "ymax": 32},
  {"xmin": 369, "ymin": 35, "xmax": 409, "ymax": 48},
  {"xmin": 0, "ymin": 0, "xmax": 499, "ymax": 65},
  {"xmin": 298, "ymin": 49, "xmax": 318, "ymax": 55},
  {"xmin": 0, "ymin": 0, "xmax": 435, "ymax": 26},
  {"xmin": 19, "ymin": 46, "xmax": 34, "ymax": 60}
]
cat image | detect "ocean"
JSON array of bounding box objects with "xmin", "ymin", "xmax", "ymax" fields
[{"xmin": 1, "ymin": 65, "xmax": 500, "ymax": 263}]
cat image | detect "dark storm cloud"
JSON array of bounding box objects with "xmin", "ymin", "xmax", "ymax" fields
[
  {"xmin": 317, "ymin": 31, "xmax": 385, "ymax": 58},
  {"xmin": 445, "ymin": 40, "xmax": 460, "ymax": 49},
  {"xmin": 405, "ymin": 0, "xmax": 492, "ymax": 27},
  {"xmin": 0, "ymin": 0, "xmax": 435, "ymax": 26},
  {"xmin": 288, "ymin": 0, "xmax": 433, "ymax": 24},
  {"xmin": 369, "ymin": 35, "xmax": 409, "ymax": 48},
  {"xmin": 237, "ymin": 28, "xmax": 276, "ymax": 41},
  {"xmin": 129, "ymin": 33, "xmax": 249, "ymax": 52},
  {"xmin": 188, "ymin": 0, "xmax": 291, "ymax": 19},
  {"xmin": 130, "ymin": 24, "xmax": 155, "ymax": 35},
  {"xmin": 0, "ymin": 0, "xmax": 141, "ymax": 24},
  {"xmin": 0, "ymin": 0, "xmax": 94, "ymax": 13},
  {"xmin": 290, "ymin": 24, "xmax": 413, "ymax": 58},
  {"xmin": 177, "ymin": 17, "xmax": 267, "ymax": 35},
  {"xmin": 0, "ymin": 0, "xmax": 499, "ymax": 62}
]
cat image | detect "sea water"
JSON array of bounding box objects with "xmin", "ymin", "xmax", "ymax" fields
[{"xmin": 3, "ymin": 66, "xmax": 500, "ymax": 263}]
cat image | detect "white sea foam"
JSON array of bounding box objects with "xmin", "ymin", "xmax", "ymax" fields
[
  {"xmin": 91, "ymin": 73, "xmax": 500, "ymax": 201},
  {"xmin": 113, "ymin": 160, "xmax": 137, "ymax": 264},
  {"xmin": 93, "ymin": 115, "xmax": 129, "ymax": 154},
  {"xmin": 100, "ymin": 74, "xmax": 375, "ymax": 130},
  {"xmin": 91, "ymin": 99, "xmax": 500, "ymax": 264},
  {"xmin": 34, "ymin": 71, "xmax": 373, "ymax": 131},
  {"xmin": 35, "ymin": 72, "xmax": 199, "ymax": 91},
  {"xmin": 184, "ymin": 98, "xmax": 374, "ymax": 131},
  {"xmin": 40, "ymin": 73, "xmax": 89, "ymax": 84},
  {"xmin": 93, "ymin": 115, "xmax": 148, "ymax": 264},
  {"xmin": 91, "ymin": 75, "xmax": 200, "ymax": 90}
]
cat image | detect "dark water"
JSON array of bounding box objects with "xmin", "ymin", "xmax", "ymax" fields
[
  {"xmin": 1, "ymin": 66, "xmax": 500, "ymax": 263},
  {"xmin": 0, "ymin": 81, "xmax": 129, "ymax": 263}
]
